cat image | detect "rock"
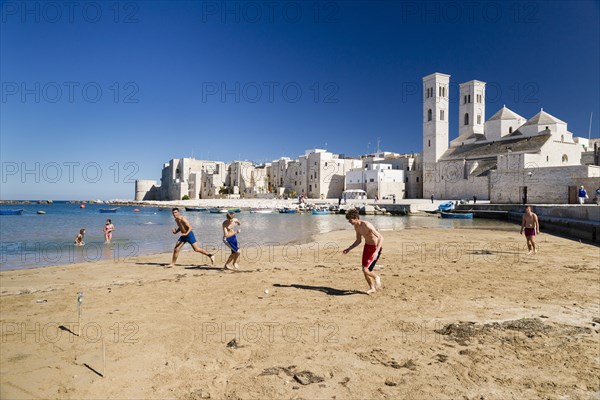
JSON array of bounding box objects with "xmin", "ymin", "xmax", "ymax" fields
[
  {"xmin": 294, "ymin": 371, "xmax": 324, "ymax": 385},
  {"xmin": 226, "ymin": 339, "xmax": 238, "ymax": 348},
  {"xmin": 592, "ymin": 317, "xmax": 600, "ymax": 324},
  {"xmin": 384, "ymin": 379, "xmax": 397, "ymax": 386}
]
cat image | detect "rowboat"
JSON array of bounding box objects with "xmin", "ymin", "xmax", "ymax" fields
[
  {"xmin": 37, "ymin": 211, "xmax": 46, "ymax": 214},
  {"xmin": 437, "ymin": 201, "xmax": 455, "ymax": 212},
  {"xmin": 311, "ymin": 209, "xmax": 330, "ymax": 215},
  {"xmin": 228, "ymin": 208, "xmax": 241, "ymax": 213},
  {"xmin": 250, "ymin": 209, "xmax": 274, "ymax": 214},
  {"xmin": 209, "ymin": 208, "xmax": 228, "ymax": 213},
  {"xmin": 0, "ymin": 209, "xmax": 24, "ymax": 215},
  {"xmin": 279, "ymin": 208, "xmax": 297, "ymax": 214},
  {"xmin": 185, "ymin": 207, "xmax": 207, "ymax": 212},
  {"xmin": 440, "ymin": 212, "xmax": 473, "ymax": 219},
  {"xmin": 99, "ymin": 208, "xmax": 119, "ymax": 213}
]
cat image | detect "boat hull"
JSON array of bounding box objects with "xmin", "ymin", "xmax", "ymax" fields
[
  {"xmin": 440, "ymin": 212, "xmax": 473, "ymax": 219},
  {"xmin": 0, "ymin": 209, "xmax": 24, "ymax": 215}
]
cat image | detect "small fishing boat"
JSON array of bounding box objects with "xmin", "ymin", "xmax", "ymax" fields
[
  {"xmin": 185, "ymin": 207, "xmax": 207, "ymax": 212},
  {"xmin": 0, "ymin": 209, "xmax": 24, "ymax": 215},
  {"xmin": 37, "ymin": 211, "xmax": 46, "ymax": 214},
  {"xmin": 250, "ymin": 209, "xmax": 274, "ymax": 214},
  {"xmin": 279, "ymin": 208, "xmax": 297, "ymax": 214},
  {"xmin": 311, "ymin": 209, "xmax": 330, "ymax": 215},
  {"xmin": 209, "ymin": 208, "xmax": 228, "ymax": 213},
  {"xmin": 99, "ymin": 208, "xmax": 119, "ymax": 213},
  {"xmin": 437, "ymin": 201, "xmax": 455, "ymax": 212},
  {"xmin": 227, "ymin": 208, "xmax": 241, "ymax": 213},
  {"xmin": 440, "ymin": 212, "xmax": 473, "ymax": 219}
]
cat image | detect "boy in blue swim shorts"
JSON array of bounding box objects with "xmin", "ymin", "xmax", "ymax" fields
[
  {"xmin": 166, "ymin": 208, "xmax": 215, "ymax": 268},
  {"xmin": 222, "ymin": 212, "xmax": 241, "ymax": 270}
]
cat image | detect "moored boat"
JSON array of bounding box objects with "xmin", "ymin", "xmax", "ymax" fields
[
  {"xmin": 311, "ymin": 209, "xmax": 330, "ymax": 215},
  {"xmin": 440, "ymin": 212, "xmax": 473, "ymax": 219},
  {"xmin": 437, "ymin": 201, "xmax": 455, "ymax": 212},
  {"xmin": 279, "ymin": 208, "xmax": 297, "ymax": 214},
  {"xmin": 185, "ymin": 207, "xmax": 207, "ymax": 212},
  {"xmin": 0, "ymin": 209, "xmax": 24, "ymax": 215},
  {"xmin": 99, "ymin": 208, "xmax": 119, "ymax": 213}
]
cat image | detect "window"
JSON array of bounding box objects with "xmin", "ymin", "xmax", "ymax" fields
[
  {"xmin": 468, "ymin": 94, "xmax": 471, "ymax": 103},
  {"xmin": 428, "ymin": 139, "xmax": 431, "ymax": 147},
  {"xmin": 509, "ymin": 127, "xmax": 513, "ymax": 134},
  {"xmin": 416, "ymin": 177, "xmax": 419, "ymax": 182},
  {"xmin": 440, "ymin": 109, "xmax": 445, "ymax": 120},
  {"xmin": 562, "ymin": 154, "xmax": 568, "ymax": 164},
  {"xmin": 561, "ymin": 135, "xmax": 564, "ymax": 142},
  {"xmin": 546, "ymin": 156, "xmax": 549, "ymax": 162},
  {"xmin": 464, "ymin": 113, "xmax": 469, "ymax": 125},
  {"xmin": 369, "ymin": 178, "xmax": 374, "ymax": 182},
  {"xmin": 405, "ymin": 177, "xmax": 408, "ymax": 182},
  {"xmin": 427, "ymin": 109, "xmax": 432, "ymax": 122},
  {"xmin": 464, "ymin": 95, "xmax": 467, "ymax": 104},
  {"xmin": 477, "ymin": 115, "xmax": 481, "ymax": 124},
  {"xmin": 442, "ymin": 87, "xmax": 446, "ymax": 97}
]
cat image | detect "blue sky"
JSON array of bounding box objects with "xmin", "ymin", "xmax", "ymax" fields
[{"xmin": 1, "ymin": 0, "xmax": 599, "ymax": 199}]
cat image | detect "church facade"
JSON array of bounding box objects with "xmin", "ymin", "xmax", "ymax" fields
[{"xmin": 422, "ymin": 72, "xmax": 598, "ymax": 204}]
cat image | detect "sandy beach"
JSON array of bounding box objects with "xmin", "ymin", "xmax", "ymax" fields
[{"xmin": 1, "ymin": 226, "xmax": 598, "ymax": 399}]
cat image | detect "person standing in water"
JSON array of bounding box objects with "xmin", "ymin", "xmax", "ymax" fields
[
  {"xmin": 74, "ymin": 229, "xmax": 85, "ymax": 246},
  {"xmin": 104, "ymin": 219, "xmax": 115, "ymax": 243}
]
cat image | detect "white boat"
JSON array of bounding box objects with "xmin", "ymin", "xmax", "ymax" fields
[{"xmin": 250, "ymin": 209, "xmax": 274, "ymax": 214}]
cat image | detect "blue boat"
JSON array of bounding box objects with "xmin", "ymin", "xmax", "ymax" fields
[
  {"xmin": 311, "ymin": 209, "xmax": 329, "ymax": 215},
  {"xmin": 227, "ymin": 208, "xmax": 241, "ymax": 213},
  {"xmin": 440, "ymin": 212, "xmax": 473, "ymax": 219},
  {"xmin": 185, "ymin": 207, "xmax": 207, "ymax": 212},
  {"xmin": 209, "ymin": 208, "xmax": 228, "ymax": 213},
  {"xmin": 0, "ymin": 209, "xmax": 24, "ymax": 215},
  {"xmin": 279, "ymin": 208, "xmax": 297, "ymax": 214},
  {"xmin": 437, "ymin": 201, "xmax": 455, "ymax": 212},
  {"xmin": 99, "ymin": 208, "xmax": 119, "ymax": 213}
]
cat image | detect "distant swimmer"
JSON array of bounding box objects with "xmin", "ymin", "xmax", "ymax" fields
[
  {"xmin": 166, "ymin": 208, "xmax": 215, "ymax": 268},
  {"xmin": 74, "ymin": 228, "xmax": 85, "ymax": 246},
  {"xmin": 520, "ymin": 206, "xmax": 540, "ymax": 255},
  {"xmin": 104, "ymin": 219, "xmax": 115, "ymax": 243},
  {"xmin": 222, "ymin": 212, "xmax": 241, "ymax": 271},
  {"xmin": 342, "ymin": 209, "xmax": 384, "ymax": 294}
]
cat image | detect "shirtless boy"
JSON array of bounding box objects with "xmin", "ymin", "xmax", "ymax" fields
[
  {"xmin": 520, "ymin": 206, "xmax": 540, "ymax": 255},
  {"xmin": 222, "ymin": 212, "xmax": 241, "ymax": 270},
  {"xmin": 166, "ymin": 208, "xmax": 215, "ymax": 267},
  {"xmin": 343, "ymin": 209, "xmax": 384, "ymax": 294}
]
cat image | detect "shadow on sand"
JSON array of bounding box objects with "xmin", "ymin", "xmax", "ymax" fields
[{"xmin": 273, "ymin": 283, "xmax": 365, "ymax": 296}]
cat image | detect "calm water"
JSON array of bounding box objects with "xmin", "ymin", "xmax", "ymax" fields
[{"xmin": 0, "ymin": 202, "xmax": 516, "ymax": 271}]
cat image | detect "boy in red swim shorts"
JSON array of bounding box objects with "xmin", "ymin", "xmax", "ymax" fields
[{"xmin": 342, "ymin": 208, "xmax": 384, "ymax": 294}]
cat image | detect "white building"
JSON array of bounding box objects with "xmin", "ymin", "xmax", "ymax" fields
[
  {"xmin": 346, "ymin": 163, "xmax": 405, "ymax": 199},
  {"xmin": 422, "ymin": 72, "xmax": 598, "ymax": 203}
]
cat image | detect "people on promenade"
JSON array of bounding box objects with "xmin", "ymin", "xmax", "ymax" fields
[
  {"xmin": 578, "ymin": 186, "xmax": 588, "ymax": 205},
  {"xmin": 520, "ymin": 206, "xmax": 539, "ymax": 255},
  {"xmin": 166, "ymin": 208, "xmax": 215, "ymax": 268},
  {"xmin": 431, "ymin": 194, "xmax": 434, "ymax": 203},
  {"xmin": 222, "ymin": 212, "xmax": 242, "ymax": 270},
  {"xmin": 473, "ymin": 195, "xmax": 477, "ymax": 204},
  {"xmin": 74, "ymin": 229, "xmax": 85, "ymax": 246},
  {"xmin": 596, "ymin": 186, "xmax": 600, "ymax": 205},
  {"xmin": 342, "ymin": 209, "xmax": 384, "ymax": 294},
  {"xmin": 104, "ymin": 219, "xmax": 115, "ymax": 243}
]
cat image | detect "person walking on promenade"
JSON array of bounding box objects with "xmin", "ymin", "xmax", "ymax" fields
[
  {"xmin": 520, "ymin": 206, "xmax": 540, "ymax": 255},
  {"xmin": 166, "ymin": 208, "xmax": 215, "ymax": 268},
  {"xmin": 342, "ymin": 209, "xmax": 384, "ymax": 294},
  {"xmin": 578, "ymin": 186, "xmax": 588, "ymax": 205}
]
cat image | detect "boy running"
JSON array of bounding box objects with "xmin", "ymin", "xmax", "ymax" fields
[
  {"xmin": 166, "ymin": 208, "xmax": 215, "ymax": 268},
  {"xmin": 222, "ymin": 212, "xmax": 241, "ymax": 270},
  {"xmin": 343, "ymin": 209, "xmax": 384, "ymax": 294}
]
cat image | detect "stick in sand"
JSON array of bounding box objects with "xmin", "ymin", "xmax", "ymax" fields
[
  {"xmin": 102, "ymin": 338, "xmax": 106, "ymax": 377},
  {"xmin": 77, "ymin": 292, "xmax": 83, "ymax": 336}
]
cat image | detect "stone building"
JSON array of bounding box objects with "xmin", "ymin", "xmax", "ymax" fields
[{"xmin": 422, "ymin": 72, "xmax": 597, "ymax": 203}]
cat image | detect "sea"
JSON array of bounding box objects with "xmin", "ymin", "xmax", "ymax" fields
[{"xmin": 0, "ymin": 202, "xmax": 517, "ymax": 271}]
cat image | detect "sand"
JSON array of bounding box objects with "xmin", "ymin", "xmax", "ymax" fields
[{"xmin": 1, "ymin": 227, "xmax": 599, "ymax": 399}]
